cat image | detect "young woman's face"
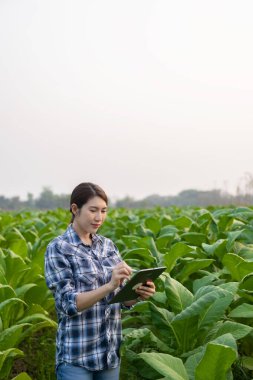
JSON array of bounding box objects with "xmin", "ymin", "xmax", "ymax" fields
[{"xmin": 72, "ymin": 196, "xmax": 107, "ymax": 235}]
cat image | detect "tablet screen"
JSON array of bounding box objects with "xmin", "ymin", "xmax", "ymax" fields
[{"xmin": 109, "ymin": 266, "xmax": 166, "ymax": 304}]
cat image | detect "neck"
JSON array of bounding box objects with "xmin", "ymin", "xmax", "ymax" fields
[{"xmin": 72, "ymin": 222, "xmax": 92, "ymax": 245}]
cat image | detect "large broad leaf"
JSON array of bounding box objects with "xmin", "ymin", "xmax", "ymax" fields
[
  {"xmin": 165, "ymin": 275, "xmax": 193, "ymax": 313},
  {"xmin": 159, "ymin": 225, "xmax": 178, "ymax": 238},
  {"xmin": 123, "ymin": 327, "xmax": 173, "ymax": 354},
  {"xmin": 176, "ymin": 259, "xmax": 214, "ymax": 283},
  {"xmin": 144, "ymin": 217, "xmax": 161, "ymax": 236},
  {"xmin": 15, "ymin": 283, "xmax": 38, "ymax": 300},
  {"xmin": 239, "ymin": 273, "xmax": 253, "ymax": 294},
  {"xmin": 156, "ymin": 235, "xmax": 175, "ymax": 250},
  {"xmin": 122, "ymin": 248, "xmax": 156, "ymax": 266},
  {"xmin": 138, "ymin": 352, "xmax": 189, "ymax": 380},
  {"xmin": 138, "ymin": 236, "xmax": 161, "ymax": 261},
  {"xmin": 197, "ymin": 290, "xmax": 234, "ymax": 332},
  {"xmin": 202, "ymin": 239, "xmax": 227, "ymax": 259},
  {"xmin": 4, "ymin": 228, "xmax": 28, "ymax": 258},
  {"xmin": 0, "ymin": 298, "xmax": 27, "ymax": 329},
  {"xmin": 226, "ymin": 230, "xmax": 244, "ymax": 251},
  {"xmin": 0, "ymin": 285, "xmax": 16, "ymax": 302},
  {"xmin": 2, "ymin": 251, "xmax": 27, "ymax": 288},
  {"xmin": 0, "ymin": 323, "xmax": 30, "ymax": 350},
  {"xmin": 163, "ymin": 243, "xmax": 193, "ymax": 273},
  {"xmin": 222, "ymin": 253, "xmax": 253, "ymax": 281},
  {"xmin": 17, "ymin": 312, "xmax": 57, "ymax": 327},
  {"xmin": 210, "ymin": 321, "xmax": 252, "ymax": 341},
  {"xmin": 195, "ymin": 341, "xmax": 237, "ymax": 380},
  {"xmin": 172, "ymin": 216, "xmax": 192, "ymax": 229},
  {"xmin": 121, "ymin": 235, "xmax": 142, "ymax": 249},
  {"xmin": 0, "ymin": 348, "xmax": 24, "ymax": 380},
  {"xmin": 148, "ymin": 302, "xmax": 174, "ymax": 330},
  {"xmin": 11, "ymin": 373, "xmax": 33, "ymax": 380},
  {"xmin": 185, "ymin": 334, "xmax": 237, "ymax": 380},
  {"xmin": 180, "ymin": 233, "xmax": 207, "ymax": 247},
  {"xmin": 172, "ymin": 286, "xmax": 229, "ymax": 326},
  {"xmin": 229, "ymin": 303, "xmax": 253, "ymax": 318},
  {"xmin": 171, "ymin": 286, "xmax": 230, "ymax": 352},
  {"xmin": 193, "ymin": 273, "xmax": 220, "ymax": 293}
]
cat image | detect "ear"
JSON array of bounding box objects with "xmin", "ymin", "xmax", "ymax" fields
[{"xmin": 71, "ymin": 203, "xmax": 78, "ymax": 216}]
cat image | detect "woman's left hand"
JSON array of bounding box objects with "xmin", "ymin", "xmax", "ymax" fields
[{"xmin": 135, "ymin": 280, "xmax": 156, "ymax": 301}]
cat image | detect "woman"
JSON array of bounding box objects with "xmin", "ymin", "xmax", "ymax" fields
[{"xmin": 45, "ymin": 182, "xmax": 156, "ymax": 380}]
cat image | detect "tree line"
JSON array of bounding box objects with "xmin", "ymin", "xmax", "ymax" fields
[{"xmin": 0, "ymin": 186, "xmax": 253, "ymax": 211}]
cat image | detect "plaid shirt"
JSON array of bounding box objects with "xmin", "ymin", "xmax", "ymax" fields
[{"xmin": 44, "ymin": 224, "xmax": 123, "ymax": 371}]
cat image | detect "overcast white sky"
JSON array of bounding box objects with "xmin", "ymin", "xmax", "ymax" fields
[{"xmin": 0, "ymin": 0, "xmax": 253, "ymax": 201}]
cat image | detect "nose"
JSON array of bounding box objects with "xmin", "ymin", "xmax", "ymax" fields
[{"xmin": 95, "ymin": 211, "xmax": 102, "ymax": 221}]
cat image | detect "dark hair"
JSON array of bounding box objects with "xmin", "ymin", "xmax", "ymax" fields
[{"xmin": 70, "ymin": 182, "xmax": 108, "ymax": 222}]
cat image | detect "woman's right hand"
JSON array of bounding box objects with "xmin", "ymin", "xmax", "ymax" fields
[{"xmin": 108, "ymin": 262, "xmax": 132, "ymax": 291}]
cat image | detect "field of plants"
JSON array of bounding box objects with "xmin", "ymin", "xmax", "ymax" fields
[{"xmin": 1, "ymin": 206, "xmax": 253, "ymax": 380}]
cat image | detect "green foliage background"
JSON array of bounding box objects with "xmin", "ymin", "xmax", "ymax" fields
[{"xmin": 1, "ymin": 206, "xmax": 253, "ymax": 379}]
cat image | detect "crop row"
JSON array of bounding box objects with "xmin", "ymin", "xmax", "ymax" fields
[{"xmin": 1, "ymin": 206, "xmax": 253, "ymax": 379}]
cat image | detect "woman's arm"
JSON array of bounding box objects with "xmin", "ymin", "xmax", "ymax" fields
[{"xmin": 76, "ymin": 261, "xmax": 132, "ymax": 311}]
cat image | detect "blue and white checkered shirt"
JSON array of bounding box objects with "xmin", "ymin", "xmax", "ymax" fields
[{"xmin": 44, "ymin": 224, "xmax": 123, "ymax": 371}]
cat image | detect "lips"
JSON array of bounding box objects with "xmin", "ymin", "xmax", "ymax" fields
[{"xmin": 92, "ymin": 224, "xmax": 101, "ymax": 228}]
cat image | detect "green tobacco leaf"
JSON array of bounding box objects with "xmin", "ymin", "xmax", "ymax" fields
[
  {"xmin": 176, "ymin": 259, "xmax": 214, "ymax": 283},
  {"xmin": 3, "ymin": 251, "xmax": 27, "ymax": 287},
  {"xmin": 17, "ymin": 313, "xmax": 57, "ymax": 327},
  {"xmin": 149, "ymin": 302, "xmax": 174, "ymax": 328},
  {"xmin": 185, "ymin": 334, "xmax": 237, "ymax": 380},
  {"xmin": 0, "ymin": 285, "xmax": 16, "ymax": 302},
  {"xmin": 156, "ymin": 235, "xmax": 175, "ymax": 250},
  {"xmin": 138, "ymin": 236, "xmax": 160, "ymax": 261},
  {"xmin": 195, "ymin": 341, "xmax": 237, "ymax": 380},
  {"xmin": 139, "ymin": 352, "xmax": 189, "ymax": 380},
  {"xmin": 173, "ymin": 286, "xmax": 228, "ymax": 322},
  {"xmin": 0, "ymin": 298, "xmax": 27, "ymax": 329},
  {"xmin": 15, "ymin": 284, "xmax": 37, "ymax": 300},
  {"xmin": 222, "ymin": 253, "xmax": 253, "ymax": 281},
  {"xmin": 121, "ymin": 235, "xmax": 142, "ymax": 248},
  {"xmin": 122, "ymin": 248, "xmax": 156, "ymax": 266},
  {"xmin": 165, "ymin": 275, "xmax": 193, "ymax": 313},
  {"xmin": 229, "ymin": 303, "xmax": 253, "ymax": 318},
  {"xmin": 0, "ymin": 324, "xmax": 30, "ymax": 350},
  {"xmin": 4, "ymin": 229, "xmax": 28, "ymax": 258},
  {"xmin": 193, "ymin": 273, "xmax": 220, "ymax": 293},
  {"xmin": 124, "ymin": 328, "xmax": 172, "ymax": 354},
  {"xmin": 10, "ymin": 373, "xmax": 33, "ymax": 380},
  {"xmin": 163, "ymin": 243, "xmax": 193, "ymax": 272},
  {"xmin": 226, "ymin": 230, "xmax": 244, "ymax": 251},
  {"xmin": 202, "ymin": 239, "xmax": 227, "ymax": 259},
  {"xmin": 159, "ymin": 226, "xmax": 178, "ymax": 238},
  {"xmin": 144, "ymin": 217, "xmax": 161, "ymax": 236},
  {"xmin": 212, "ymin": 321, "xmax": 252, "ymax": 341},
  {"xmin": 241, "ymin": 356, "xmax": 253, "ymax": 371},
  {"xmin": 198, "ymin": 290, "xmax": 234, "ymax": 332},
  {"xmin": 239, "ymin": 273, "xmax": 253, "ymax": 294},
  {"xmin": 172, "ymin": 216, "xmax": 192, "ymax": 229},
  {"xmin": 0, "ymin": 348, "xmax": 24, "ymax": 380},
  {"xmin": 180, "ymin": 233, "xmax": 207, "ymax": 247}
]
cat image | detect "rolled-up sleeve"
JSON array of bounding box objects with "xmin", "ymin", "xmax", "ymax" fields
[{"xmin": 45, "ymin": 243, "xmax": 80, "ymax": 317}]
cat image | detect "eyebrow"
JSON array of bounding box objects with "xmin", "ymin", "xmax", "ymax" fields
[{"xmin": 89, "ymin": 206, "xmax": 107, "ymax": 210}]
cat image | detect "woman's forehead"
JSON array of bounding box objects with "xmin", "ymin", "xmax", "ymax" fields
[{"xmin": 86, "ymin": 196, "xmax": 107, "ymax": 208}]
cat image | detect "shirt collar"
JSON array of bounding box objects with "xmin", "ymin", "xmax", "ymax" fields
[{"xmin": 64, "ymin": 224, "xmax": 101, "ymax": 247}]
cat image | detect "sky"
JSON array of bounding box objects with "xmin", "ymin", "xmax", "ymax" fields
[{"xmin": 0, "ymin": 0, "xmax": 253, "ymax": 201}]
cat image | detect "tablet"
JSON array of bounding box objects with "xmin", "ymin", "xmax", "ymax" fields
[{"xmin": 109, "ymin": 266, "xmax": 166, "ymax": 304}]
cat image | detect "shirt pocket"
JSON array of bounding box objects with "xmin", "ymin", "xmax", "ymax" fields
[
  {"xmin": 74, "ymin": 256, "xmax": 101, "ymax": 291},
  {"xmin": 75, "ymin": 271, "xmax": 97, "ymax": 291},
  {"xmin": 102, "ymin": 250, "xmax": 122, "ymax": 267}
]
